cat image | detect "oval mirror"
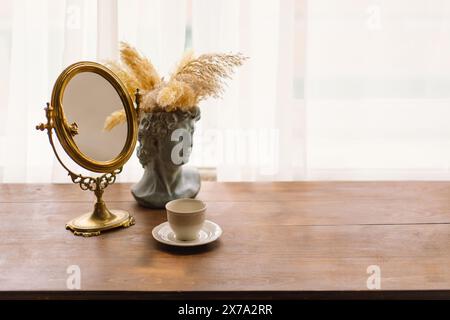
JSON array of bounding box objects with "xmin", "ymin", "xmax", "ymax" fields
[
  {"xmin": 51, "ymin": 61, "xmax": 137, "ymax": 173},
  {"xmin": 37, "ymin": 61, "xmax": 138, "ymax": 237}
]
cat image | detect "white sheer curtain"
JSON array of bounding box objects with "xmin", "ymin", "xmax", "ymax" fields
[
  {"xmin": 0, "ymin": 0, "xmax": 188, "ymax": 183},
  {"xmin": 0, "ymin": 0, "xmax": 449, "ymax": 183},
  {"xmin": 306, "ymin": 0, "xmax": 450, "ymax": 180},
  {"xmin": 189, "ymin": 0, "xmax": 305, "ymax": 181}
]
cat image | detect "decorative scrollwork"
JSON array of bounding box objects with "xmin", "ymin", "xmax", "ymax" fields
[
  {"xmin": 64, "ymin": 118, "xmax": 79, "ymax": 137},
  {"xmin": 37, "ymin": 103, "xmax": 124, "ymax": 202},
  {"xmin": 68, "ymin": 167, "xmax": 123, "ymax": 193}
]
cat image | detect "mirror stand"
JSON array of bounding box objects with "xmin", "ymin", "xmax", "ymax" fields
[
  {"xmin": 36, "ymin": 103, "xmax": 135, "ymax": 237},
  {"xmin": 64, "ymin": 168, "xmax": 135, "ymax": 237}
]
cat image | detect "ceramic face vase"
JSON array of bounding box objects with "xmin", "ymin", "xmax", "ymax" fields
[{"xmin": 131, "ymin": 107, "xmax": 201, "ymax": 208}]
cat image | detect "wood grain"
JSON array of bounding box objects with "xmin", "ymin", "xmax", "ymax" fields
[{"xmin": 0, "ymin": 182, "xmax": 449, "ymax": 299}]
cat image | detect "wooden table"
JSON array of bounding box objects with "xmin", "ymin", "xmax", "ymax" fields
[{"xmin": 0, "ymin": 182, "xmax": 449, "ymax": 299}]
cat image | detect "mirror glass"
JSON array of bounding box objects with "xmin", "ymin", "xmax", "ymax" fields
[{"xmin": 62, "ymin": 71, "xmax": 128, "ymax": 162}]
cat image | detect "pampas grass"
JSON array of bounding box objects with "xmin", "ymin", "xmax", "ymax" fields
[
  {"xmin": 170, "ymin": 49, "xmax": 195, "ymax": 81},
  {"xmin": 104, "ymin": 109, "xmax": 126, "ymax": 131},
  {"xmin": 170, "ymin": 53, "xmax": 247, "ymax": 102},
  {"xmin": 156, "ymin": 80, "xmax": 196, "ymax": 111},
  {"xmin": 119, "ymin": 42, "xmax": 160, "ymax": 91},
  {"xmin": 104, "ymin": 42, "xmax": 246, "ymax": 131},
  {"xmin": 105, "ymin": 60, "xmax": 140, "ymax": 98}
]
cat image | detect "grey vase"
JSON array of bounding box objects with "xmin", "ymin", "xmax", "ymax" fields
[{"xmin": 131, "ymin": 107, "xmax": 201, "ymax": 208}]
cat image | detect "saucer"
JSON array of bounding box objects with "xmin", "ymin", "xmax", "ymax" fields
[{"xmin": 152, "ymin": 220, "xmax": 222, "ymax": 247}]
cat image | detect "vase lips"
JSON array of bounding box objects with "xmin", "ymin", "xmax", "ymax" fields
[{"xmin": 166, "ymin": 198, "xmax": 206, "ymax": 214}]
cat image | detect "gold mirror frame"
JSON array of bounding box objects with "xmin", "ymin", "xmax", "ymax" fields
[
  {"xmin": 51, "ymin": 61, "xmax": 137, "ymax": 173},
  {"xmin": 36, "ymin": 61, "xmax": 140, "ymax": 237}
]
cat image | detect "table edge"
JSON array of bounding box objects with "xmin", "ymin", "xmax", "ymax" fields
[{"xmin": 1, "ymin": 290, "xmax": 449, "ymax": 300}]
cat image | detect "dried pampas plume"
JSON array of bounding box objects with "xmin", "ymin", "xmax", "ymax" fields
[
  {"xmin": 120, "ymin": 42, "xmax": 161, "ymax": 91},
  {"xmin": 171, "ymin": 53, "xmax": 247, "ymax": 102},
  {"xmin": 105, "ymin": 60, "xmax": 140, "ymax": 98},
  {"xmin": 103, "ymin": 44, "xmax": 247, "ymax": 130},
  {"xmin": 156, "ymin": 80, "xmax": 196, "ymax": 111},
  {"xmin": 104, "ymin": 109, "xmax": 126, "ymax": 131},
  {"xmin": 170, "ymin": 49, "xmax": 195, "ymax": 81}
]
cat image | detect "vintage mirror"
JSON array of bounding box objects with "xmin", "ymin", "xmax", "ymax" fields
[{"xmin": 36, "ymin": 61, "xmax": 140, "ymax": 236}]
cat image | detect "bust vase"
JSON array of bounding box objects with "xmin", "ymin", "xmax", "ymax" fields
[{"xmin": 131, "ymin": 107, "xmax": 201, "ymax": 208}]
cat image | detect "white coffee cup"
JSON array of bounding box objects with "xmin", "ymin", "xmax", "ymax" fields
[{"xmin": 165, "ymin": 198, "xmax": 206, "ymax": 241}]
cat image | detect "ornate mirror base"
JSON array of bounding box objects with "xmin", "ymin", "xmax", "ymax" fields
[{"xmin": 66, "ymin": 210, "xmax": 135, "ymax": 237}]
